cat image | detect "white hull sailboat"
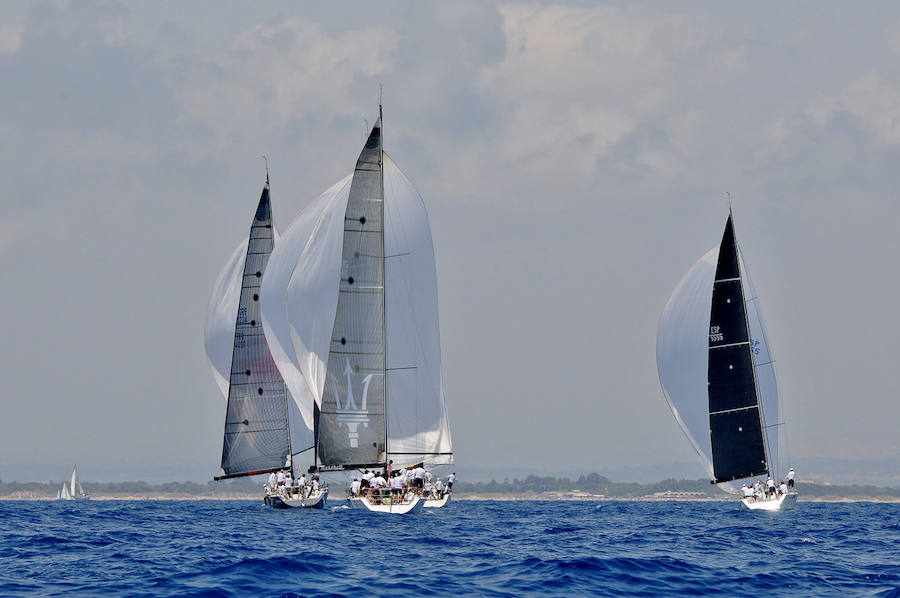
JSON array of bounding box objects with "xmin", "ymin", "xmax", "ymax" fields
[
  {"xmin": 348, "ymin": 491, "xmax": 423, "ymax": 514},
  {"xmin": 422, "ymin": 493, "xmax": 451, "ymax": 508},
  {"xmin": 742, "ymin": 491, "xmax": 798, "ymax": 511},
  {"xmin": 57, "ymin": 466, "xmax": 89, "ymax": 500},
  {"xmin": 260, "ymin": 104, "xmax": 454, "ymax": 514},
  {"xmin": 204, "ymin": 172, "xmax": 318, "ymax": 508},
  {"xmin": 264, "ymin": 487, "xmax": 328, "ymax": 509},
  {"xmin": 657, "ymin": 211, "xmax": 797, "ymax": 511}
]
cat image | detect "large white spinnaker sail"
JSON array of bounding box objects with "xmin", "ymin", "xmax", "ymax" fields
[
  {"xmin": 205, "ymin": 239, "xmax": 249, "ymax": 401},
  {"xmin": 657, "ymin": 247, "xmax": 718, "ymax": 480},
  {"xmin": 382, "ymin": 154, "xmax": 452, "ymax": 466}
]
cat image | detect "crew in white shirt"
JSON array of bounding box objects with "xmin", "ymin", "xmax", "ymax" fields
[
  {"xmin": 785, "ymin": 467, "xmax": 795, "ymax": 489},
  {"xmin": 267, "ymin": 472, "xmax": 277, "ymax": 492},
  {"xmin": 779, "ymin": 481, "xmax": 788, "ymax": 495},
  {"xmin": 435, "ymin": 479, "xmax": 444, "ymax": 495},
  {"xmin": 373, "ymin": 474, "xmax": 387, "ymax": 489},
  {"xmin": 276, "ymin": 470, "xmax": 286, "ymax": 486},
  {"xmin": 766, "ymin": 477, "xmax": 776, "ymax": 497},
  {"xmin": 413, "ymin": 466, "xmax": 426, "ymax": 491},
  {"xmin": 447, "ymin": 472, "xmax": 456, "ymax": 491},
  {"xmin": 351, "ymin": 478, "xmax": 361, "ymax": 496}
]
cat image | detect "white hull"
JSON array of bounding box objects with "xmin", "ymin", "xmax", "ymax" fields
[
  {"xmin": 422, "ymin": 493, "xmax": 451, "ymax": 508},
  {"xmin": 264, "ymin": 488, "xmax": 328, "ymax": 509},
  {"xmin": 741, "ymin": 492, "xmax": 798, "ymax": 511},
  {"xmin": 348, "ymin": 492, "xmax": 423, "ymax": 514}
]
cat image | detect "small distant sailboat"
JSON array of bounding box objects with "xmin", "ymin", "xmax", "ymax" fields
[
  {"xmin": 260, "ymin": 105, "xmax": 453, "ymax": 514},
  {"xmin": 57, "ymin": 465, "xmax": 89, "ymax": 500},
  {"xmin": 204, "ymin": 171, "xmax": 327, "ymax": 509},
  {"xmin": 657, "ymin": 211, "xmax": 797, "ymax": 511}
]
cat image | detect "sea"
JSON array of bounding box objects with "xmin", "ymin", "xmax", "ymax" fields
[{"xmin": 1, "ymin": 499, "xmax": 898, "ymax": 597}]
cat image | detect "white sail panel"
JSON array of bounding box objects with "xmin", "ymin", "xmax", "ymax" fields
[
  {"xmin": 280, "ymin": 176, "xmax": 353, "ymax": 409},
  {"xmin": 70, "ymin": 467, "xmax": 78, "ymax": 497},
  {"xmin": 260, "ymin": 175, "xmax": 352, "ymax": 431},
  {"xmin": 204, "ymin": 239, "xmax": 249, "ymax": 401},
  {"xmin": 383, "ymin": 154, "xmax": 453, "ymax": 466},
  {"xmin": 657, "ymin": 247, "xmax": 717, "ymax": 479},
  {"xmin": 738, "ymin": 251, "xmax": 780, "ymax": 475}
]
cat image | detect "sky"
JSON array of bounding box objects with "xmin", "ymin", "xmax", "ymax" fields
[{"xmin": 1, "ymin": 1, "xmax": 898, "ymax": 485}]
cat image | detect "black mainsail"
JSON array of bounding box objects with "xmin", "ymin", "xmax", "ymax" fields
[
  {"xmin": 707, "ymin": 215, "xmax": 769, "ymax": 483},
  {"xmin": 216, "ymin": 182, "xmax": 292, "ymax": 479}
]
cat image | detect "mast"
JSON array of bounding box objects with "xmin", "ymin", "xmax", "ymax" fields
[{"xmin": 379, "ymin": 99, "xmax": 388, "ymax": 465}]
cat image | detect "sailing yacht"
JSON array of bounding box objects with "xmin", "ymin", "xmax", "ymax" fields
[
  {"xmin": 57, "ymin": 465, "xmax": 89, "ymax": 500},
  {"xmin": 204, "ymin": 174, "xmax": 327, "ymax": 509},
  {"xmin": 260, "ymin": 106, "xmax": 453, "ymax": 514},
  {"xmin": 657, "ymin": 212, "xmax": 797, "ymax": 511}
]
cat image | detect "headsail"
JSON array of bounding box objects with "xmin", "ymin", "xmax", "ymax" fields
[
  {"xmin": 707, "ymin": 216, "xmax": 768, "ymax": 483},
  {"xmin": 218, "ymin": 184, "xmax": 292, "ymax": 478}
]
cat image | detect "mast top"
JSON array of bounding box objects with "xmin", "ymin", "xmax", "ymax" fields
[{"xmin": 263, "ymin": 155, "xmax": 270, "ymax": 188}]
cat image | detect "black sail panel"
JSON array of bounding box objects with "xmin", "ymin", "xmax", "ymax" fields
[
  {"xmin": 317, "ymin": 117, "xmax": 387, "ymax": 467},
  {"xmin": 219, "ymin": 186, "xmax": 291, "ymax": 478},
  {"xmin": 707, "ymin": 215, "xmax": 768, "ymax": 483}
]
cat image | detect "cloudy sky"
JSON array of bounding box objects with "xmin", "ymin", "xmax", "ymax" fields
[{"xmin": 2, "ymin": 1, "xmax": 898, "ymax": 484}]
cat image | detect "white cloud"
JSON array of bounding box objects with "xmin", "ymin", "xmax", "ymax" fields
[
  {"xmin": 184, "ymin": 18, "xmax": 398, "ymax": 147},
  {"xmin": 808, "ymin": 71, "xmax": 900, "ymax": 145},
  {"xmin": 0, "ymin": 23, "xmax": 23, "ymax": 55}
]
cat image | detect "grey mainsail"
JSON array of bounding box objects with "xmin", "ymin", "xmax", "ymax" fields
[
  {"xmin": 218, "ymin": 183, "xmax": 292, "ymax": 478},
  {"xmin": 316, "ymin": 113, "xmax": 387, "ymax": 468},
  {"xmin": 708, "ymin": 215, "xmax": 769, "ymax": 483}
]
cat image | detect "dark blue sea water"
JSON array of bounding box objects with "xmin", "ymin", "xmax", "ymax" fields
[{"xmin": 1, "ymin": 499, "xmax": 898, "ymax": 596}]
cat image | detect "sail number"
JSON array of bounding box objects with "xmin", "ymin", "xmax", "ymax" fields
[{"xmin": 709, "ymin": 326, "xmax": 724, "ymax": 343}]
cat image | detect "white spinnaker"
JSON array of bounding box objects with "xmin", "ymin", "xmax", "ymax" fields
[
  {"xmin": 262, "ymin": 175, "xmax": 352, "ymax": 429},
  {"xmin": 657, "ymin": 247, "xmax": 718, "ymax": 480},
  {"xmin": 738, "ymin": 251, "xmax": 780, "ymax": 477},
  {"xmin": 382, "ymin": 154, "xmax": 452, "ymax": 467},
  {"xmin": 204, "ymin": 239, "xmax": 249, "ymax": 400}
]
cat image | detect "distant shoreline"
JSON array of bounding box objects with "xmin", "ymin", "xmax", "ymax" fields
[{"xmin": 4, "ymin": 494, "xmax": 899, "ymax": 503}]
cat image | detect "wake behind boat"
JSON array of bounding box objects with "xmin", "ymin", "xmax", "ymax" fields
[
  {"xmin": 657, "ymin": 210, "xmax": 798, "ymax": 511},
  {"xmin": 260, "ymin": 105, "xmax": 454, "ymax": 514}
]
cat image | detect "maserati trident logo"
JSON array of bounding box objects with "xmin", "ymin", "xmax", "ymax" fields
[{"xmin": 332, "ymin": 359, "xmax": 372, "ymax": 448}]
